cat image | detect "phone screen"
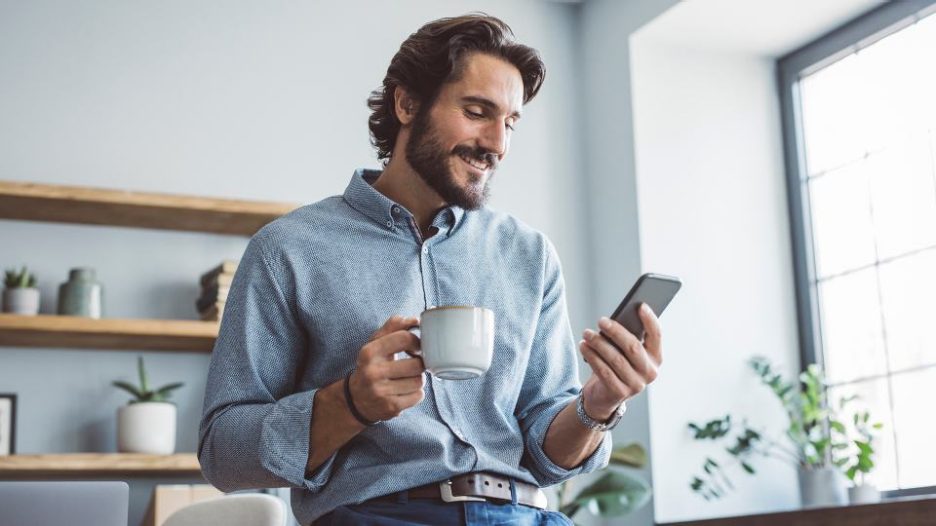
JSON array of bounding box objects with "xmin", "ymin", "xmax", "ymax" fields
[{"xmin": 609, "ymin": 273, "xmax": 681, "ymax": 340}]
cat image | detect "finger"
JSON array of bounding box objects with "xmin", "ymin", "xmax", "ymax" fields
[
  {"xmin": 584, "ymin": 328, "xmax": 653, "ymax": 382},
  {"xmin": 597, "ymin": 316, "xmax": 641, "ymax": 350},
  {"xmin": 371, "ymin": 315, "xmax": 420, "ymax": 341},
  {"xmin": 393, "ymin": 390, "xmax": 425, "ymax": 410},
  {"xmin": 367, "ymin": 330, "xmax": 421, "ymax": 360},
  {"xmin": 385, "ymin": 357, "xmax": 426, "ymax": 379},
  {"xmin": 638, "ymin": 304, "xmax": 663, "ymax": 365},
  {"xmin": 379, "ymin": 375, "xmax": 426, "ymax": 396},
  {"xmin": 579, "ymin": 341, "xmax": 633, "ymax": 400}
]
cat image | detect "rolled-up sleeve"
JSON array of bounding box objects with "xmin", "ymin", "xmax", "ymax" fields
[
  {"xmin": 198, "ymin": 230, "xmax": 336, "ymax": 492},
  {"xmin": 514, "ymin": 238, "xmax": 611, "ymax": 486}
]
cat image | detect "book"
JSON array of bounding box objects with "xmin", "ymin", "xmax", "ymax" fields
[
  {"xmin": 195, "ymin": 289, "xmax": 229, "ymax": 313},
  {"xmin": 199, "ymin": 303, "xmax": 225, "ymax": 322},
  {"xmin": 201, "ymin": 272, "xmax": 235, "ymax": 289},
  {"xmin": 199, "ymin": 260, "xmax": 238, "ymax": 288}
]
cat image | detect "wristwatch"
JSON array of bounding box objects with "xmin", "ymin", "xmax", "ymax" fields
[{"xmin": 576, "ymin": 392, "xmax": 626, "ymax": 432}]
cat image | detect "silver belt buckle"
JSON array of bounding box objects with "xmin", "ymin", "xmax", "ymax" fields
[
  {"xmin": 530, "ymin": 489, "xmax": 548, "ymax": 510},
  {"xmin": 439, "ymin": 480, "xmax": 486, "ymax": 503}
]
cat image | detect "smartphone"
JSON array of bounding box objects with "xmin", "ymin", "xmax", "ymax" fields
[{"xmin": 608, "ymin": 273, "xmax": 682, "ymax": 340}]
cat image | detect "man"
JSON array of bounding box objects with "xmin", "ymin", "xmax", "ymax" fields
[{"xmin": 199, "ymin": 13, "xmax": 662, "ymax": 525}]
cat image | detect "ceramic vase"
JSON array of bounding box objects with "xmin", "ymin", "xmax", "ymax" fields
[
  {"xmin": 799, "ymin": 467, "xmax": 847, "ymax": 508},
  {"xmin": 848, "ymin": 483, "xmax": 882, "ymax": 504},
  {"xmin": 2, "ymin": 288, "xmax": 40, "ymax": 315},
  {"xmin": 57, "ymin": 267, "xmax": 102, "ymax": 318},
  {"xmin": 117, "ymin": 402, "xmax": 176, "ymax": 454}
]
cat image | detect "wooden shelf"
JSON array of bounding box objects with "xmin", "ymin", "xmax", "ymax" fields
[
  {"xmin": 0, "ymin": 453, "xmax": 201, "ymax": 477},
  {"xmin": 0, "ymin": 314, "xmax": 218, "ymax": 352},
  {"xmin": 660, "ymin": 495, "xmax": 936, "ymax": 526},
  {"xmin": 0, "ymin": 180, "xmax": 298, "ymax": 236}
]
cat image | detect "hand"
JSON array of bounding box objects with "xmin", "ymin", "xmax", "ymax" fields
[
  {"xmin": 347, "ymin": 315, "xmax": 426, "ymax": 422},
  {"xmin": 579, "ymin": 304, "xmax": 662, "ymax": 420}
]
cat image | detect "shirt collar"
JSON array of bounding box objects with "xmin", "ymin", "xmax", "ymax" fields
[{"xmin": 343, "ymin": 168, "xmax": 465, "ymax": 236}]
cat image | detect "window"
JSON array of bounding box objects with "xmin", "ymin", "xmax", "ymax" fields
[{"xmin": 780, "ymin": 1, "xmax": 936, "ymax": 495}]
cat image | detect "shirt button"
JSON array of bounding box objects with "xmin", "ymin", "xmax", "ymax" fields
[
  {"xmin": 392, "ymin": 206, "xmax": 401, "ymax": 215},
  {"xmin": 386, "ymin": 220, "xmax": 393, "ymax": 228},
  {"xmin": 422, "ymin": 246, "xmax": 429, "ymax": 254}
]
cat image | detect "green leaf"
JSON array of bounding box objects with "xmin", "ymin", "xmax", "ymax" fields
[
  {"xmin": 154, "ymin": 382, "xmax": 184, "ymax": 398},
  {"xmin": 112, "ymin": 381, "xmax": 143, "ymax": 399},
  {"xmin": 565, "ymin": 470, "xmax": 651, "ymax": 519},
  {"xmin": 846, "ymin": 465, "xmax": 858, "ymax": 481},
  {"xmin": 137, "ymin": 356, "xmax": 149, "ymax": 393},
  {"xmin": 740, "ymin": 461, "xmax": 756, "ymax": 474},
  {"xmin": 609, "ymin": 443, "xmax": 647, "ymax": 468}
]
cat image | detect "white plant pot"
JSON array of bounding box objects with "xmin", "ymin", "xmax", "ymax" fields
[
  {"xmin": 848, "ymin": 483, "xmax": 882, "ymax": 504},
  {"xmin": 799, "ymin": 467, "xmax": 847, "ymax": 508},
  {"xmin": 117, "ymin": 402, "xmax": 176, "ymax": 454},
  {"xmin": 2, "ymin": 288, "xmax": 40, "ymax": 315}
]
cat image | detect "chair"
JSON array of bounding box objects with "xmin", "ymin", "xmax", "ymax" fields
[{"xmin": 163, "ymin": 493, "xmax": 288, "ymax": 526}]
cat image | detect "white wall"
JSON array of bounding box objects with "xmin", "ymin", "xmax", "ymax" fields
[
  {"xmin": 631, "ymin": 37, "xmax": 802, "ymax": 522},
  {"xmin": 0, "ymin": 2, "xmax": 587, "ymax": 524}
]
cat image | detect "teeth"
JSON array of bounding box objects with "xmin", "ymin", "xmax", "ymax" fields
[{"xmin": 459, "ymin": 154, "xmax": 488, "ymax": 171}]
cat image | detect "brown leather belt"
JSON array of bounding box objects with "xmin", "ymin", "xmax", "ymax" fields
[{"xmin": 375, "ymin": 473, "xmax": 548, "ymax": 509}]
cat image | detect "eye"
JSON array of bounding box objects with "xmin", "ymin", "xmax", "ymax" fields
[
  {"xmin": 464, "ymin": 108, "xmax": 484, "ymax": 119},
  {"xmin": 505, "ymin": 120, "xmax": 516, "ymax": 131}
]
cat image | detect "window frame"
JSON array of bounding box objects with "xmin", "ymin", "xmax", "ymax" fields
[{"xmin": 777, "ymin": 0, "xmax": 936, "ymax": 498}]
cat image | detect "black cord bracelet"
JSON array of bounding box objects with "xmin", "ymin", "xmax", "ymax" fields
[{"xmin": 343, "ymin": 372, "xmax": 381, "ymax": 426}]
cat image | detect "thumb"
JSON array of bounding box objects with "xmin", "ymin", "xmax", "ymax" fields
[{"xmin": 370, "ymin": 315, "xmax": 420, "ymax": 342}]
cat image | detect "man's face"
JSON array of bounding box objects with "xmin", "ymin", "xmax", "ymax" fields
[{"xmin": 405, "ymin": 52, "xmax": 524, "ymax": 210}]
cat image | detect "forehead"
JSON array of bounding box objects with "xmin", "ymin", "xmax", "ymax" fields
[{"xmin": 441, "ymin": 53, "xmax": 524, "ymax": 114}]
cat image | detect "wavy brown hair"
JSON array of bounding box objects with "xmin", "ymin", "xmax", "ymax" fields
[{"xmin": 367, "ymin": 13, "xmax": 546, "ymax": 162}]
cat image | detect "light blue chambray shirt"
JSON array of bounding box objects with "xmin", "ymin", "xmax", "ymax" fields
[{"xmin": 198, "ymin": 169, "xmax": 611, "ymax": 524}]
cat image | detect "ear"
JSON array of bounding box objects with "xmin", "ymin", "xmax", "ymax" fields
[{"xmin": 393, "ymin": 86, "xmax": 419, "ymax": 125}]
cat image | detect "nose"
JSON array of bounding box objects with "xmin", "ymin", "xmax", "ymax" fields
[{"xmin": 479, "ymin": 120, "xmax": 508, "ymax": 159}]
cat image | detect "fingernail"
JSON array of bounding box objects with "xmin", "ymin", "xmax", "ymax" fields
[
  {"xmin": 641, "ymin": 304, "xmax": 652, "ymax": 314},
  {"xmin": 598, "ymin": 317, "xmax": 611, "ymax": 330},
  {"xmin": 583, "ymin": 329, "xmax": 596, "ymax": 340}
]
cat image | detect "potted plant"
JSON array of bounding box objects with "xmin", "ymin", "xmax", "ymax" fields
[
  {"xmin": 3, "ymin": 267, "xmax": 40, "ymax": 315},
  {"xmin": 556, "ymin": 442, "xmax": 652, "ymax": 524},
  {"xmin": 844, "ymin": 408, "xmax": 883, "ymax": 504},
  {"xmin": 688, "ymin": 357, "xmax": 851, "ymax": 507},
  {"xmin": 112, "ymin": 357, "xmax": 184, "ymax": 454}
]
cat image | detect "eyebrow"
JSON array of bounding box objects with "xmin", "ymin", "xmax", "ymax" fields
[{"xmin": 461, "ymin": 96, "xmax": 522, "ymax": 120}]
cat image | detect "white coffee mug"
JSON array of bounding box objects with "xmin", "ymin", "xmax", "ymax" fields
[{"xmin": 419, "ymin": 306, "xmax": 494, "ymax": 380}]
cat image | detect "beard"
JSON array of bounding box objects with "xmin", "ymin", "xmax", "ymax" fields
[{"xmin": 405, "ymin": 107, "xmax": 498, "ymax": 210}]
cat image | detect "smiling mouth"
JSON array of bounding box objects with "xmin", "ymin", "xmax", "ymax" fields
[{"xmin": 457, "ymin": 153, "xmax": 491, "ymax": 173}]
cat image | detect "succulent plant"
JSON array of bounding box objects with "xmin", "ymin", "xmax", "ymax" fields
[
  {"xmin": 4, "ymin": 266, "xmax": 37, "ymax": 289},
  {"xmin": 112, "ymin": 356, "xmax": 184, "ymax": 404}
]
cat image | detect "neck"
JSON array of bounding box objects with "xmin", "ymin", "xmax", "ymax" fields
[{"xmin": 372, "ymin": 156, "xmax": 446, "ymax": 238}]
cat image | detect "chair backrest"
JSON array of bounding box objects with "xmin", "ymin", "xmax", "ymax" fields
[
  {"xmin": 0, "ymin": 481, "xmax": 129, "ymax": 526},
  {"xmin": 163, "ymin": 493, "xmax": 288, "ymax": 526}
]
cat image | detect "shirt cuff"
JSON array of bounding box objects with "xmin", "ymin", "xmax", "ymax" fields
[
  {"xmin": 523, "ymin": 395, "xmax": 613, "ymax": 486},
  {"xmin": 260, "ymin": 389, "xmax": 337, "ymax": 492}
]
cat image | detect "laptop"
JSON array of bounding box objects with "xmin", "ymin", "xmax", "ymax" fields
[{"xmin": 0, "ymin": 481, "xmax": 129, "ymax": 526}]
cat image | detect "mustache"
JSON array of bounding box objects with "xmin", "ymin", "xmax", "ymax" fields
[{"xmin": 452, "ymin": 145, "xmax": 499, "ymax": 170}]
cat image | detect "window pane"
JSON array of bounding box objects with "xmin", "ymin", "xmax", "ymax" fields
[
  {"xmin": 866, "ymin": 135, "xmax": 936, "ymax": 260},
  {"xmin": 891, "ymin": 366, "xmax": 936, "ymax": 488},
  {"xmin": 828, "ymin": 377, "xmax": 898, "ymax": 490},
  {"xmin": 818, "ymin": 268, "xmax": 887, "ymax": 384},
  {"xmin": 879, "ymin": 248, "xmax": 936, "ymax": 372},
  {"xmin": 800, "ymin": 54, "xmax": 867, "ymax": 175},
  {"xmin": 808, "ymin": 163, "xmax": 876, "ymax": 278},
  {"xmin": 856, "ymin": 17, "xmax": 929, "ymax": 152}
]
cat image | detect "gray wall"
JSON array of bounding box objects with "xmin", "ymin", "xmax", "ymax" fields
[
  {"xmin": 577, "ymin": 1, "xmax": 681, "ymax": 524},
  {"xmin": 0, "ymin": 1, "xmax": 599, "ymax": 525}
]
